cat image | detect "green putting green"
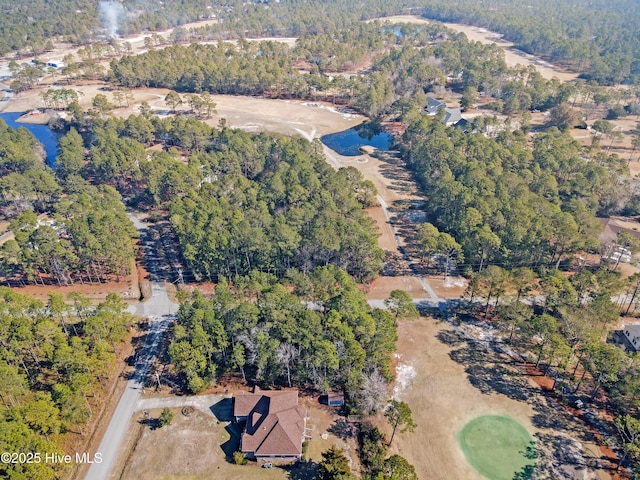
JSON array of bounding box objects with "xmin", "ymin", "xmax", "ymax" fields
[{"xmin": 458, "ymin": 415, "xmax": 535, "ymax": 480}]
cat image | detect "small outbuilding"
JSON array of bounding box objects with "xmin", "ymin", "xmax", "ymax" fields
[
  {"xmin": 46, "ymin": 61, "xmax": 65, "ymax": 70},
  {"xmin": 623, "ymin": 325, "xmax": 640, "ymax": 352},
  {"xmin": 327, "ymin": 391, "xmax": 345, "ymax": 407}
]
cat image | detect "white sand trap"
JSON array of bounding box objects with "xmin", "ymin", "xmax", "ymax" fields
[
  {"xmin": 444, "ymin": 276, "xmax": 468, "ymax": 288},
  {"xmin": 393, "ymin": 362, "xmax": 417, "ymax": 400}
]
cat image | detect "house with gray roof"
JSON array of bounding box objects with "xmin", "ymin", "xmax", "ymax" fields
[
  {"xmin": 623, "ymin": 325, "xmax": 640, "ymax": 352},
  {"xmin": 425, "ymin": 96, "xmax": 464, "ymax": 126}
]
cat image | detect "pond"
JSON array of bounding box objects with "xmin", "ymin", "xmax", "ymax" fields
[
  {"xmin": 321, "ymin": 122, "xmax": 393, "ymax": 156},
  {"xmin": 0, "ymin": 112, "xmax": 61, "ymax": 166}
]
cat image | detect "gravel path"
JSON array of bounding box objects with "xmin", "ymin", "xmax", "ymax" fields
[{"xmin": 135, "ymin": 394, "xmax": 231, "ymax": 418}]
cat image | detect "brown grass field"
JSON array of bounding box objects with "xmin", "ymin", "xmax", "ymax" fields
[
  {"xmin": 115, "ymin": 401, "xmax": 358, "ymax": 480},
  {"xmin": 390, "ymin": 317, "xmax": 616, "ymax": 480}
]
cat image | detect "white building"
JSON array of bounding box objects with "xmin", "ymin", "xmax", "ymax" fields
[{"xmin": 623, "ymin": 325, "xmax": 640, "ymax": 351}]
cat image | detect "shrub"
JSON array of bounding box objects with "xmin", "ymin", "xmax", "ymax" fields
[
  {"xmin": 159, "ymin": 407, "xmax": 174, "ymax": 427},
  {"xmin": 233, "ymin": 451, "xmax": 248, "ymax": 465}
]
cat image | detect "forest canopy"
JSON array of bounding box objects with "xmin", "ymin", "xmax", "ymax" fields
[
  {"xmin": 80, "ymin": 115, "xmax": 384, "ymax": 282},
  {"xmin": 169, "ymin": 266, "xmax": 397, "ymax": 415},
  {"xmin": 0, "ymin": 121, "xmax": 137, "ymax": 286}
]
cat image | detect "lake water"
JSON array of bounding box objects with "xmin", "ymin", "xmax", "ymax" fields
[
  {"xmin": 0, "ymin": 112, "xmax": 61, "ymax": 166},
  {"xmin": 321, "ymin": 123, "xmax": 393, "ymax": 156}
]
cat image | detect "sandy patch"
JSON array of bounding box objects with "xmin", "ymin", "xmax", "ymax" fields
[
  {"xmin": 379, "ymin": 15, "xmax": 578, "ymax": 82},
  {"xmin": 365, "ymin": 276, "xmax": 430, "ymax": 300},
  {"xmin": 202, "ymin": 97, "xmax": 363, "ymax": 138},
  {"xmin": 392, "ymin": 361, "xmax": 417, "ymax": 400},
  {"xmin": 430, "ymin": 275, "xmax": 469, "ymax": 299},
  {"xmin": 366, "ymin": 206, "xmax": 399, "ymax": 253},
  {"xmin": 341, "ymin": 151, "xmax": 421, "ymax": 206}
]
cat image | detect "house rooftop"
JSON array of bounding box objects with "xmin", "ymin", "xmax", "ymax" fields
[
  {"xmin": 624, "ymin": 324, "xmax": 640, "ymax": 337},
  {"xmin": 599, "ymin": 217, "xmax": 640, "ymax": 245},
  {"xmin": 444, "ymin": 108, "xmax": 462, "ymax": 125},
  {"xmin": 234, "ymin": 386, "xmax": 299, "ymax": 417},
  {"xmin": 235, "ymin": 387, "xmax": 306, "ymax": 458},
  {"xmin": 425, "ymin": 96, "xmax": 446, "ymax": 115}
]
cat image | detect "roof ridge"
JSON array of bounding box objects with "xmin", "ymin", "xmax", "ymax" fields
[{"xmin": 255, "ymin": 416, "xmax": 299, "ymax": 455}]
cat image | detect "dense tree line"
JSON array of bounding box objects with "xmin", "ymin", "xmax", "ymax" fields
[
  {"xmin": 108, "ymin": 21, "xmax": 582, "ymax": 120},
  {"xmin": 0, "ymin": 0, "xmax": 96, "ymax": 56},
  {"xmin": 170, "ymin": 267, "xmax": 397, "ymax": 410},
  {"xmin": 402, "ymin": 115, "xmax": 627, "ymax": 272},
  {"xmin": 111, "ymin": 40, "xmax": 299, "ymax": 95},
  {"xmin": 0, "ymin": 0, "xmax": 210, "ymax": 56},
  {"xmin": 420, "ymin": 0, "xmax": 640, "ymax": 84},
  {"xmin": 0, "ymin": 121, "xmax": 137, "ymax": 286},
  {"xmin": 80, "ymin": 115, "xmax": 383, "ymax": 282},
  {"xmin": 3, "ymin": 0, "xmax": 637, "ymax": 87},
  {"xmin": 168, "ymin": 131, "xmax": 383, "ymax": 281},
  {"xmin": 0, "ymin": 288, "xmax": 132, "ymax": 479}
]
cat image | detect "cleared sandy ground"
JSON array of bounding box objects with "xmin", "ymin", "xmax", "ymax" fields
[{"xmin": 380, "ymin": 15, "xmax": 578, "ymax": 82}]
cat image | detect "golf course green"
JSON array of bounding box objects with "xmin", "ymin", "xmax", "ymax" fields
[{"xmin": 459, "ymin": 415, "xmax": 535, "ymax": 480}]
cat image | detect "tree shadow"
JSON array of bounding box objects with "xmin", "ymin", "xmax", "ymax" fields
[
  {"xmin": 210, "ymin": 398, "xmax": 233, "ymax": 422},
  {"xmin": 512, "ymin": 464, "xmax": 534, "ymax": 480},
  {"xmin": 139, "ymin": 417, "xmax": 162, "ymax": 430},
  {"xmin": 327, "ymin": 418, "xmax": 356, "ymax": 440},
  {"xmin": 531, "ymin": 404, "xmax": 589, "ymax": 435},
  {"xmin": 283, "ymin": 459, "xmax": 318, "ymax": 480},
  {"xmin": 463, "ymin": 362, "xmax": 532, "ymax": 402},
  {"xmin": 436, "ymin": 329, "xmax": 465, "ymax": 347},
  {"xmin": 136, "ymin": 219, "xmax": 195, "ymax": 283}
]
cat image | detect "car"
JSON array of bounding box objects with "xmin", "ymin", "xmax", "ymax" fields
[
  {"xmin": 262, "ymin": 463, "xmax": 273, "ymax": 468},
  {"xmin": 574, "ymin": 399, "xmax": 584, "ymax": 409}
]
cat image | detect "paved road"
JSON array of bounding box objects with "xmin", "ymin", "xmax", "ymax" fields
[
  {"xmin": 85, "ymin": 213, "xmax": 180, "ymax": 480},
  {"xmin": 85, "ymin": 283, "xmax": 178, "ymax": 480}
]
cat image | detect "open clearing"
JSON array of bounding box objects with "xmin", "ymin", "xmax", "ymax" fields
[
  {"xmin": 117, "ymin": 408, "xmax": 287, "ymax": 480},
  {"xmin": 115, "ymin": 398, "xmax": 357, "ymax": 480},
  {"xmin": 391, "ymin": 317, "xmax": 614, "ymax": 480},
  {"xmin": 379, "ymin": 15, "xmax": 578, "ymax": 82}
]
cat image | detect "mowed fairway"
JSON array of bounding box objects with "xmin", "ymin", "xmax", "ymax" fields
[
  {"xmin": 459, "ymin": 415, "xmax": 534, "ymax": 480},
  {"xmin": 391, "ymin": 318, "xmax": 615, "ymax": 480},
  {"xmin": 390, "ymin": 318, "xmax": 535, "ymax": 480}
]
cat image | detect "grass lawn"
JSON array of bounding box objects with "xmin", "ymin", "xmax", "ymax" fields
[{"xmin": 458, "ymin": 415, "xmax": 535, "ymax": 480}]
